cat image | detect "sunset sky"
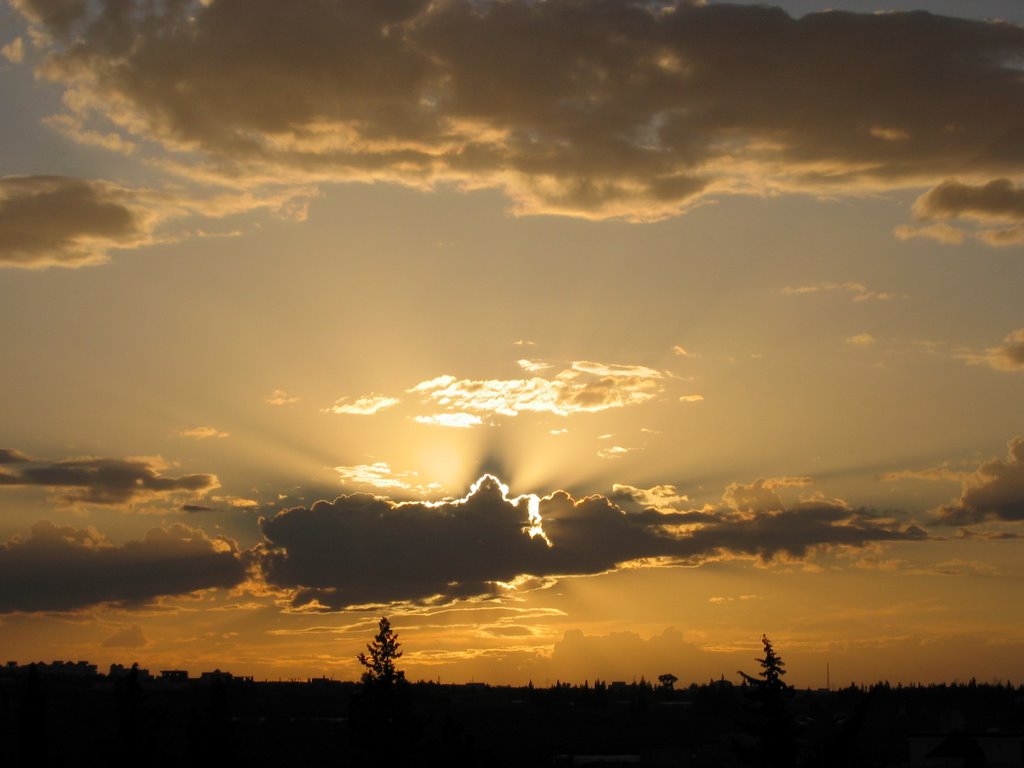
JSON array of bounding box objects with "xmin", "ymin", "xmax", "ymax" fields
[{"xmin": 2, "ymin": 0, "xmax": 1023, "ymax": 688}]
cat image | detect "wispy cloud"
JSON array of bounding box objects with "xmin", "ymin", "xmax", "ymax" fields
[
  {"xmin": 324, "ymin": 394, "xmax": 400, "ymax": 416},
  {"xmin": 958, "ymin": 329, "xmax": 1024, "ymax": 372},
  {"xmin": 265, "ymin": 389, "xmax": 300, "ymax": 406},
  {"xmin": 177, "ymin": 426, "xmax": 229, "ymax": 440},
  {"xmin": 782, "ymin": 282, "xmax": 895, "ymax": 302},
  {"xmin": 408, "ymin": 360, "xmax": 664, "ymax": 424}
]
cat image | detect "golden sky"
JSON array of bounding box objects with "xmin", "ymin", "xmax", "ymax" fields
[{"xmin": 1, "ymin": 0, "xmax": 1023, "ymax": 687}]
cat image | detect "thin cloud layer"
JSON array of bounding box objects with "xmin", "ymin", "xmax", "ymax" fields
[
  {"xmin": 0, "ymin": 521, "xmax": 247, "ymax": 612},
  {"xmin": 13, "ymin": 0, "xmax": 1024, "ymax": 221},
  {"xmin": 256, "ymin": 474, "xmax": 925, "ymax": 609},
  {"xmin": 935, "ymin": 437, "xmax": 1024, "ymax": 525},
  {"xmin": 0, "ymin": 452, "xmax": 219, "ymax": 506}
]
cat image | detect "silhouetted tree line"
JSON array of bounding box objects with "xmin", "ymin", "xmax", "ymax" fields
[{"xmin": 3, "ymin": 625, "xmax": 1024, "ymax": 767}]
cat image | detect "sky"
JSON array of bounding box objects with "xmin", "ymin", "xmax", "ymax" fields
[{"xmin": 1, "ymin": 0, "xmax": 1023, "ymax": 688}]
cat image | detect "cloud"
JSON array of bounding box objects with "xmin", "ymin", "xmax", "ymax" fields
[
  {"xmin": 256, "ymin": 473, "xmax": 925, "ymax": 609},
  {"xmin": 324, "ymin": 394, "xmax": 400, "ymax": 415},
  {"xmin": 15, "ymin": 1, "xmax": 1024, "ymax": 222},
  {"xmin": 0, "ymin": 449, "xmax": 32, "ymax": 464},
  {"xmin": 672, "ymin": 345, "xmax": 695, "ymax": 357},
  {"xmin": 0, "ymin": 521, "xmax": 247, "ymax": 612},
  {"xmin": 408, "ymin": 360, "xmax": 663, "ymax": 424},
  {"xmin": 935, "ymin": 437, "xmax": 1024, "ymax": 525},
  {"xmin": 679, "ymin": 394, "xmax": 704, "ymax": 402},
  {"xmin": 879, "ymin": 464, "xmax": 969, "ymax": 483},
  {"xmin": 905, "ymin": 179, "xmax": 1024, "ymax": 246},
  {"xmin": 0, "ymin": 176, "xmax": 158, "ymax": 268},
  {"xmin": 959, "ymin": 329, "xmax": 1024, "ymax": 372},
  {"xmin": 334, "ymin": 462, "xmax": 442, "ymax": 494},
  {"xmin": 610, "ymin": 483, "xmax": 691, "ymax": 511},
  {"xmin": 781, "ymin": 282, "xmax": 895, "ymax": 302},
  {"xmin": 177, "ymin": 426, "xmax": 229, "ymax": 440},
  {"xmin": 915, "ymin": 178, "xmax": 1024, "ymax": 224},
  {"xmin": 517, "ymin": 359, "xmax": 552, "ymax": 373},
  {"xmin": 413, "ymin": 413, "xmax": 483, "ymax": 429},
  {"xmin": 0, "ymin": 453, "xmax": 219, "ymax": 506},
  {"xmin": 0, "ymin": 175, "xmax": 312, "ymax": 268},
  {"xmin": 597, "ymin": 445, "xmax": 632, "ymax": 459},
  {"xmin": 893, "ymin": 222, "xmax": 967, "ymax": 245},
  {"xmin": 101, "ymin": 624, "xmax": 149, "ymax": 648},
  {"xmin": 265, "ymin": 388, "xmax": 300, "ymax": 406},
  {"xmin": 846, "ymin": 333, "xmax": 877, "ymax": 347},
  {"xmin": 1, "ymin": 37, "xmax": 24, "ymax": 64}
]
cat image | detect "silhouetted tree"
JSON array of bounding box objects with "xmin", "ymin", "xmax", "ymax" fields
[
  {"xmin": 357, "ymin": 616, "xmax": 405, "ymax": 687},
  {"xmin": 658, "ymin": 673, "xmax": 678, "ymax": 691},
  {"xmin": 351, "ymin": 616, "xmax": 414, "ymax": 764},
  {"xmin": 738, "ymin": 635, "xmax": 795, "ymax": 768},
  {"xmin": 739, "ymin": 634, "xmax": 790, "ymax": 697}
]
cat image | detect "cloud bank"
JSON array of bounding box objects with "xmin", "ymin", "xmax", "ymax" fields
[
  {"xmin": 0, "ymin": 521, "xmax": 246, "ymax": 612},
  {"xmin": 257, "ymin": 474, "xmax": 925, "ymax": 609},
  {"xmin": 13, "ymin": 0, "xmax": 1024, "ymax": 223}
]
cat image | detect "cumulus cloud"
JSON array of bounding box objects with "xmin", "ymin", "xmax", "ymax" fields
[
  {"xmin": 0, "ymin": 521, "xmax": 247, "ymax": 612},
  {"xmin": 256, "ymin": 473, "xmax": 925, "ymax": 609},
  {"xmin": 324, "ymin": 394, "xmax": 400, "ymax": 415},
  {"xmin": 935, "ymin": 437, "xmax": 1024, "ymax": 525},
  {"xmin": 959, "ymin": 329, "xmax": 1024, "ymax": 372},
  {"xmin": 0, "ymin": 452, "xmax": 218, "ymax": 506},
  {"xmin": 13, "ymin": 1, "xmax": 1024, "ymax": 222}
]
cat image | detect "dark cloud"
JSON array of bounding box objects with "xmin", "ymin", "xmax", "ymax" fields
[
  {"xmin": 0, "ymin": 521, "xmax": 247, "ymax": 613},
  {"xmin": 0, "ymin": 449, "xmax": 32, "ymax": 464},
  {"xmin": 915, "ymin": 178, "xmax": 1024, "ymax": 223},
  {"xmin": 0, "ymin": 176, "xmax": 153, "ymax": 268},
  {"xmin": 15, "ymin": 1, "xmax": 1024, "ymax": 220},
  {"xmin": 0, "ymin": 453, "xmax": 219, "ymax": 506},
  {"xmin": 182, "ymin": 503, "xmax": 216, "ymax": 513},
  {"xmin": 906, "ymin": 178, "xmax": 1024, "ymax": 246},
  {"xmin": 257, "ymin": 474, "xmax": 925, "ymax": 609},
  {"xmin": 935, "ymin": 437, "xmax": 1024, "ymax": 525}
]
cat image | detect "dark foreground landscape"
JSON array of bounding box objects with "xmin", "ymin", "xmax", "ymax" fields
[{"xmin": 2, "ymin": 660, "xmax": 1023, "ymax": 767}]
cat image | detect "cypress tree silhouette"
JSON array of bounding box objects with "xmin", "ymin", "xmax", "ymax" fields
[
  {"xmin": 739, "ymin": 635, "xmax": 795, "ymax": 768},
  {"xmin": 357, "ymin": 616, "xmax": 405, "ymax": 687},
  {"xmin": 351, "ymin": 616, "xmax": 415, "ymax": 764}
]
